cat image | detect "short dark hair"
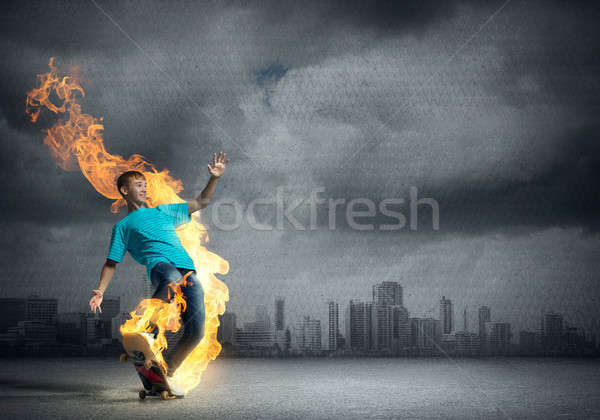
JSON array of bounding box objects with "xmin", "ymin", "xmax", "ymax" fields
[{"xmin": 117, "ymin": 171, "xmax": 146, "ymax": 197}]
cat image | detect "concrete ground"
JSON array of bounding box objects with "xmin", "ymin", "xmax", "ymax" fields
[{"xmin": 0, "ymin": 357, "xmax": 599, "ymax": 419}]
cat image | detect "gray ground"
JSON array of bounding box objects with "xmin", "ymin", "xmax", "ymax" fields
[{"xmin": 0, "ymin": 357, "xmax": 599, "ymax": 419}]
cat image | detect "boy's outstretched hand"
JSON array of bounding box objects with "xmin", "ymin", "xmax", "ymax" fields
[
  {"xmin": 207, "ymin": 151, "xmax": 229, "ymax": 178},
  {"xmin": 89, "ymin": 289, "xmax": 103, "ymax": 314}
]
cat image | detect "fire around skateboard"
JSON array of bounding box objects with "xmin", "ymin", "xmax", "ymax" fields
[{"xmin": 120, "ymin": 332, "xmax": 182, "ymax": 400}]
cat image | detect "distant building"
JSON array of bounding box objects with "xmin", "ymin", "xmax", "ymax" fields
[
  {"xmin": 273, "ymin": 329, "xmax": 288, "ymax": 351},
  {"xmin": 564, "ymin": 326, "xmax": 585, "ymax": 356},
  {"xmin": 86, "ymin": 316, "xmax": 112, "ymax": 345},
  {"xmin": 371, "ymin": 304, "xmax": 393, "ymax": 351},
  {"xmin": 236, "ymin": 306, "xmax": 273, "ymax": 348},
  {"xmin": 541, "ymin": 313, "xmax": 563, "ymax": 354},
  {"xmin": 455, "ymin": 331, "xmax": 480, "ymax": 356},
  {"xmin": 99, "ymin": 296, "xmax": 120, "ymax": 320},
  {"xmin": 391, "ymin": 305, "xmax": 410, "ymax": 351},
  {"xmin": 337, "ymin": 332, "xmax": 346, "ymax": 350},
  {"xmin": 439, "ymin": 296, "xmax": 453, "ymax": 334},
  {"xmin": 410, "ymin": 317, "xmax": 442, "ymax": 354},
  {"xmin": 296, "ymin": 316, "xmax": 321, "ymax": 353},
  {"xmin": 346, "ymin": 300, "xmax": 372, "ymax": 351},
  {"xmin": 57, "ymin": 312, "xmax": 87, "ymax": 345},
  {"xmin": 254, "ymin": 305, "xmax": 271, "ymax": 331},
  {"xmin": 218, "ymin": 312, "xmax": 237, "ymax": 345},
  {"xmin": 26, "ymin": 295, "xmax": 58, "ymax": 325},
  {"xmin": 372, "ymin": 281, "xmax": 403, "ymax": 306},
  {"xmin": 274, "ymin": 297, "xmax": 285, "ymax": 331},
  {"xmin": 487, "ymin": 322, "xmax": 511, "ymax": 355},
  {"xmin": 328, "ymin": 301, "xmax": 339, "ymax": 351},
  {"xmin": 0, "ymin": 298, "xmax": 27, "ymax": 333},
  {"xmin": 478, "ymin": 306, "xmax": 491, "ymax": 353},
  {"xmin": 17, "ymin": 320, "xmax": 57, "ymax": 344},
  {"xmin": 235, "ymin": 328, "xmax": 274, "ymax": 348},
  {"xmin": 441, "ymin": 334, "xmax": 457, "ymax": 354}
]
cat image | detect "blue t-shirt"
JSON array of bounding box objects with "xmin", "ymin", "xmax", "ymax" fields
[{"xmin": 107, "ymin": 202, "xmax": 196, "ymax": 282}]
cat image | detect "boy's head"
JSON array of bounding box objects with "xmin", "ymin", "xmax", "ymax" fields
[{"xmin": 117, "ymin": 171, "xmax": 146, "ymax": 203}]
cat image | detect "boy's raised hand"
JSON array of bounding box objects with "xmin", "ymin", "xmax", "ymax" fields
[{"xmin": 207, "ymin": 151, "xmax": 229, "ymax": 178}]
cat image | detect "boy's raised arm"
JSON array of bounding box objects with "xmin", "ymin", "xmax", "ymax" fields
[{"xmin": 188, "ymin": 152, "xmax": 229, "ymax": 215}]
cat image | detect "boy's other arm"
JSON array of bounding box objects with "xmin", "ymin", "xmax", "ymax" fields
[{"xmin": 89, "ymin": 259, "xmax": 117, "ymax": 314}]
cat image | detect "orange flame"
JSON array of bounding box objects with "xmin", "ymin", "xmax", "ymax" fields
[{"xmin": 26, "ymin": 58, "xmax": 229, "ymax": 392}]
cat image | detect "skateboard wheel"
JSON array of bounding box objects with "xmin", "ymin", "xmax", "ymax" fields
[
  {"xmin": 143, "ymin": 360, "xmax": 152, "ymax": 370},
  {"xmin": 139, "ymin": 390, "xmax": 146, "ymax": 400},
  {"xmin": 161, "ymin": 390, "xmax": 170, "ymax": 400},
  {"xmin": 119, "ymin": 353, "xmax": 128, "ymax": 363}
]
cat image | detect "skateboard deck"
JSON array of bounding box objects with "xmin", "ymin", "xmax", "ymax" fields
[{"xmin": 120, "ymin": 332, "xmax": 182, "ymax": 400}]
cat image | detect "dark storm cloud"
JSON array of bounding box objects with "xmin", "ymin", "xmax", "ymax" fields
[
  {"xmin": 0, "ymin": 0, "xmax": 599, "ymax": 233},
  {"xmin": 0, "ymin": 0, "xmax": 487, "ymax": 130},
  {"xmin": 258, "ymin": 0, "xmax": 462, "ymax": 33}
]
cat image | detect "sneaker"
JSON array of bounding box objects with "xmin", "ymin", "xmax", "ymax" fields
[
  {"xmin": 165, "ymin": 377, "xmax": 185, "ymax": 397},
  {"xmin": 139, "ymin": 332, "xmax": 157, "ymax": 355},
  {"xmin": 140, "ymin": 332, "xmax": 155, "ymax": 343}
]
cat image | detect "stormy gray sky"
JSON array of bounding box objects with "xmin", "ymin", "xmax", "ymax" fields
[{"xmin": 1, "ymin": 0, "xmax": 599, "ymax": 340}]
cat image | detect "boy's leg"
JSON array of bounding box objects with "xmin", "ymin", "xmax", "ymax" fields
[
  {"xmin": 147, "ymin": 262, "xmax": 183, "ymax": 354},
  {"xmin": 163, "ymin": 269, "xmax": 205, "ymax": 375},
  {"xmin": 149, "ymin": 262, "xmax": 205, "ymax": 375}
]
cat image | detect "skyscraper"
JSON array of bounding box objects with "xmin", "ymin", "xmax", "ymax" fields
[
  {"xmin": 346, "ymin": 300, "xmax": 372, "ymax": 351},
  {"xmin": 328, "ymin": 301, "xmax": 339, "ymax": 351},
  {"xmin": 371, "ymin": 303, "xmax": 393, "ymax": 351},
  {"xmin": 392, "ymin": 305, "xmax": 410, "ymax": 351},
  {"xmin": 275, "ymin": 297, "xmax": 285, "ymax": 331},
  {"xmin": 478, "ymin": 306, "xmax": 491, "ymax": 336},
  {"xmin": 372, "ymin": 281, "xmax": 403, "ymax": 306},
  {"xmin": 541, "ymin": 312, "xmax": 563, "ymax": 354},
  {"xmin": 254, "ymin": 305, "xmax": 270, "ymax": 331},
  {"xmin": 487, "ymin": 322, "xmax": 511, "ymax": 355},
  {"xmin": 440, "ymin": 296, "xmax": 453, "ymax": 334},
  {"xmin": 297, "ymin": 316, "xmax": 321, "ymax": 353},
  {"xmin": 478, "ymin": 305, "xmax": 491, "ymax": 354},
  {"xmin": 410, "ymin": 317, "xmax": 442, "ymax": 354}
]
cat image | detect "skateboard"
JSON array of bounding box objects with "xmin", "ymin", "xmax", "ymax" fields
[{"xmin": 120, "ymin": 332, "xmax": 182, "ymax": 400}]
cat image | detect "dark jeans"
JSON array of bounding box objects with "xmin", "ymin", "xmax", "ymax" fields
[{"xmin": 150, "ymin": 261, "xmax": 205, "ymax": 375}]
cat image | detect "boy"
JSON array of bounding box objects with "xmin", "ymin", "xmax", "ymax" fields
[{"xmin": 89, "ymin": 152, "xmax": 229, "ymax": 395}]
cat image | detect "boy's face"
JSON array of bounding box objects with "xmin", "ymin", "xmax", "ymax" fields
[{"xmin": 122, "ymin": 177, "xmax": 147, "ymax": 204}]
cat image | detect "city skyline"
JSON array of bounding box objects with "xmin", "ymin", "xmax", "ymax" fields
[
  {"xmin": 3, "ymin": 273, "xmax": 596, "ymax": 350},
  {"xmin": 0, "ymin": 278, "xmax": 594, "ymax": 358}
]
